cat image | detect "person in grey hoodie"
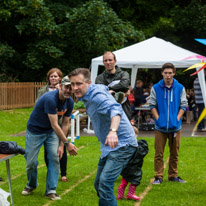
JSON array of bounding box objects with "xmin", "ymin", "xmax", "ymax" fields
[{"xmin": 149, "ymin": 63, "xmax": 188, "ymax": 185}]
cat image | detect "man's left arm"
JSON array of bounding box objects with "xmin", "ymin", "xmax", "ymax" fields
[
  {"xmin": 105, "ymin": 115, "xmax": 121, "ymax": 148},
  {"xmin": 178, "ymin": 87, "xmax": 188, "ymax": 121},
  {"xmin": 110, "ymin": 71, "xmax": 130, "ymax": 92},
  {"xmin": 58, "ymin": 116, "xmax": 71, "ymax": 158}
]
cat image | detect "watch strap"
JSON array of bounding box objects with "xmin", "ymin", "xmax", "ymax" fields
[{"xmin": 64, "ymin": 140, "xmax": 70, "ymax": 145}]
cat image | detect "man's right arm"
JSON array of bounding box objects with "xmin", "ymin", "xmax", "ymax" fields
[
  {"xmin": 48, "ymin": 114, "xmax": 78, "ymax": 156},
  {"xmin": 151, "ymin": 108, "xmax": 159, "ymax": 120},
  {"xmin": 149, "ymin": 87, "xmax": 159, "ymax": 120},
  {"xmin": 48, "ymin": 114, "xmax": 68, "ymax": 142},
  {"xmin": 105, "ymin": 115, "xmax": 120, "ymax": 148}
]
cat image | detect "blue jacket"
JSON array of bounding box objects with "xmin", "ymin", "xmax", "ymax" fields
[{"xmin": 149, "ymin": 78, "xmax": 188, "ymax": 133}]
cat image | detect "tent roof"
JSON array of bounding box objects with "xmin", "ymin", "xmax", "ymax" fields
[{"xmin": 91, "ymin": 36, "xmax": 201, "ymax": 69}]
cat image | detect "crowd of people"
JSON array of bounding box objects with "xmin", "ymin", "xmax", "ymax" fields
[{"xmin": 19, "ymin": 51, "xmax": 206, "ymax": 205}]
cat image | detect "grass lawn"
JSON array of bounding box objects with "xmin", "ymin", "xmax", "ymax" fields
[{"xmin": 0, "ymin": 108, "xmax": 206, "ymax": 206}]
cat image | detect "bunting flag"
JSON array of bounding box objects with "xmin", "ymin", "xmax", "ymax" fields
[
  {"xmin": 186, "ymin": 39, "xmax": 206, "ymax": 135},
  {"xmin": 183, "ymin": 63, "xmax": 206, "ymax": 72},
  {"xmin": 195, "ymin": 38, "xmax": 206, "ymax": 45},
  {"xmin": 184, "ymin": 56, "xmax": 206, "ymax": 135},
  {"xmin": 192, "ymin": 108, "xmax": 206, "ymax": 136},
  {"xmin": 190, "ymin": 64, "xmax": 206, "ymax": 76},
  {"xmin": 182, "ymin": 55, "xmax": 206, "ymax": 61}
]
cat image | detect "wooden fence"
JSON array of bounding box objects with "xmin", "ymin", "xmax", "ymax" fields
[{"xmin": 0, "ymin": 82, "xmax": 46, "ymax": 110}]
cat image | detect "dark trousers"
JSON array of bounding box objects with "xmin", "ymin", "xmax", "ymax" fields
[
  {"xmin": 122, "ymin": 98, "xmax": 132, "ymax": 120},
  {"xmin": 45, "ymin": 145, "xmax": 67, "ymax": 177},
  {"xmin": 121, "ymin": 140, "xmax": 148, "ymax": 186},
  {"xmin": 60, "ymin": 146, "xmax": 67, "ymax": 177}
]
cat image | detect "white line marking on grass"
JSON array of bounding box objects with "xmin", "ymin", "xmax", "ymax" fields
[
  {"xmin": 67, "ymin": 145, "xmax": 85, "ymax": 156},
  {"xmin": 0, "ymin": 174, "xmax": 22, "ymax": 186},
  {"xmin": 43, "ymin": 169, "xmax": 97, "ymax": 206},
  {"xmin": 0, "ymin": 146, "xmax": 85, "ymax": 186},
  {"xmin": 0, "ymin": 163, "xmax": 46, "ymax": 186},
  {"xmin": 135, "ymin": 157, "xmax": 169, "ymax": 206}
]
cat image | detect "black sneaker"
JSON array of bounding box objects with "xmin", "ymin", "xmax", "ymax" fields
[
  {"xmin": 22, "ymin": 187, "xmax": 35, "ymax": 195},
  {"xmin": 168, "ymin": 176, "xmax": 186, "ymax": 183}
]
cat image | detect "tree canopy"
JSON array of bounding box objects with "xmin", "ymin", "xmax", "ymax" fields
[
  {"xmin": 0, "ymin": 0, "xmax": 206, "ymax": 83},
  {"xmin": 0, "ymin": 0, "xmax": 143, "ymax": 81}
]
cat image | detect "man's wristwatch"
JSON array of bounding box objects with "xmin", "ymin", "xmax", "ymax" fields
[
  {"xmin": 110, "ymin": 128, "xmax": 117, "ymax": 132},
  {"xmin": 64, "ymin": 140, "xmax": 70, "ymax": 145}
]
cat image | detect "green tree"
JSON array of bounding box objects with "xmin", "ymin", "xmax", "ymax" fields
[
  {"xmin": 0, "ymin": 0, "xmax": 144, "ymax": 81},
  {"xmin": 63, "ymin": 0, "xmax": 145, "ymax": 68},
  {"xmin": 171, "ymin": 0, "xmax": 206, "ymax": 54}
]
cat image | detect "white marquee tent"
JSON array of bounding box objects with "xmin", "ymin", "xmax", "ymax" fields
[{"xmin": 90, "ymin": 36, "xmax": 206, "ymax": 105}]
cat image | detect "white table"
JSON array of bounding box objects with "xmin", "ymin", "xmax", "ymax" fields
[
  {"xmin": 0, "ymin": 153, "xmax": 18, "ymax": 206},
  {"xmin": 134, "ymin": 107, "xmax": 151, "ymax": 129}
]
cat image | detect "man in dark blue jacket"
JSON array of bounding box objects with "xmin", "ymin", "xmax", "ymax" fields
[{"xmin": 149, "ymin": 63, "xmax": 188, "ymax": 184}]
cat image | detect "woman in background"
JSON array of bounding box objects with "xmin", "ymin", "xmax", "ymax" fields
[{"xmin": 37, "ymin": 68, "xmax": 63, "ymax": 100}]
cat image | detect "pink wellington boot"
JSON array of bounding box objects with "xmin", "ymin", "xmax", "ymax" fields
[
  {"xmin": 117, "ymin": 178, "xmax": 128, "ymax": 200},
  {"xmin": 126, "ymin": 184, "xmax": 140, "ymax": 201}
]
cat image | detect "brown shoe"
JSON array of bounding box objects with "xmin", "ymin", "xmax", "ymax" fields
[
  {"xmin": 22, "ymin": 187, "xmax": 35, "ymax": 195},
  {"xmin": 46, "ymin": 193, "xmax": 61, "ymax": 200}
]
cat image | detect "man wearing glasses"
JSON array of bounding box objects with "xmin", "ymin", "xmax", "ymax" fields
[{"xmin": 149, "ymin": 63, "xmax": 188, "ymax": 184}]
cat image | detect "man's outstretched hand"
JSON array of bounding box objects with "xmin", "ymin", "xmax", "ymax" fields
[{"xmin": 67, "ymin": 143, "xmax": 78, "ymax": 156}]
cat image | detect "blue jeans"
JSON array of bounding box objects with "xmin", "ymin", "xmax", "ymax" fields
[
  {"xmin": 24, "ymin": 129, "xmax": 60, "ymax": 195},
  {"xmin": 94, "ymin": 145, "xmax": 137, "ymax": 206}
]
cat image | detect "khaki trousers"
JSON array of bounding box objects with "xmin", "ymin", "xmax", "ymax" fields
[{"xmin": 154, "ymin": 130, "xmax": 181, "ymax": 179}]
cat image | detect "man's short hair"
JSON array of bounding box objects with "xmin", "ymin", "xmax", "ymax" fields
[
  {"xmin": 161, "ymin": 63, "xmax": 176, "ymax": 73},
  {"xmin": 136, "ymin": 80, "xmax": 142, "ymax": 84},
  {"xmin": 68, "ymin": 68, "xmax": 91, "ymax": 82},
  {"xmin": 103, "ymin": 51, "xmax": 116, "ymax": 61}
]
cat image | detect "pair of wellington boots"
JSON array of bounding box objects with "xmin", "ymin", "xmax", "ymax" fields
[{"xmin": 117, "ymin": 184, "xmax": 140, "ymax": 201}]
